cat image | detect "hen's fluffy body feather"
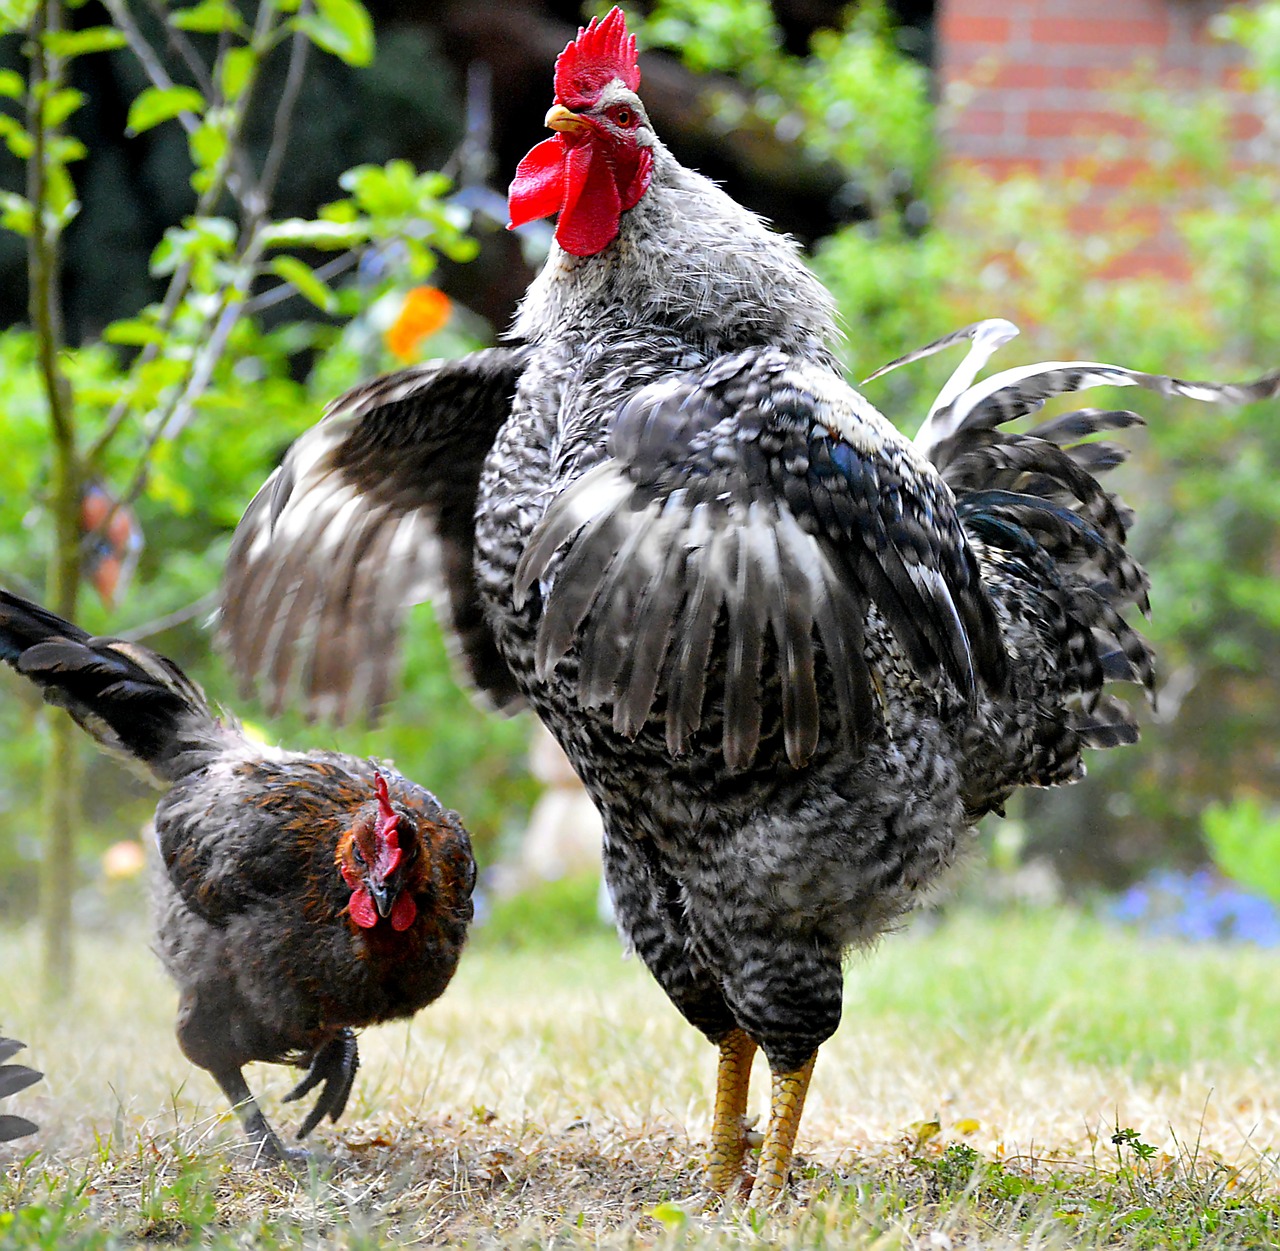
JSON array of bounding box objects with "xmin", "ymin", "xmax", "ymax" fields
[{"xmin": 0, "ymin": 589, "xmax": 473, "ymax": 1157}]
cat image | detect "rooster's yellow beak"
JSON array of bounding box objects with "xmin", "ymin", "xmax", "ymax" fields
[{"xmin": 545, "ymin": 104, "xmax": 589, "ymax": 134}]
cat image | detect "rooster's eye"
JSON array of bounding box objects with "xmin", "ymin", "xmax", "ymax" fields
[{"xmin": 613, "ymin": 107, "xmax": 633, "ymax": 127}]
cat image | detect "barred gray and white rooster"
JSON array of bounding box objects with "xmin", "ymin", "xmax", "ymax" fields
[{"xmin": 220, "ymin": 7, "xmax": 1280, "ymax": 1203}]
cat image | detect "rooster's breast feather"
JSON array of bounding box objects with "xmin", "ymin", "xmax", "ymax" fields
[
  {"xmin": 514, "ymin": 347, "xmax": 1008, "ymax": 771},
  {"xmin": 219, "ymin": 347, "xmax": 531, "ymax": 722}
]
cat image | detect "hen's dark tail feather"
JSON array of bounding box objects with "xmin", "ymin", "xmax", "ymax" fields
[
  {"xmin": 0, "ymin": 1035, "xmax": 41, "ymax": 1142},
  {"xmin": 0, "ymin": 589, "xmax": 237, "ymax": 787}
]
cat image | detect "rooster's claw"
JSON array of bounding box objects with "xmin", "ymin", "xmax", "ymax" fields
[{"xmin": 284, "ymin": 1029, "xmax": 360, "ymax": 1139}]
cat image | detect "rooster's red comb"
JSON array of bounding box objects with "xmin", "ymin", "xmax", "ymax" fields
[{"xmin": 554, "ymin": 6, "xmax": 640, "ymax": 110}]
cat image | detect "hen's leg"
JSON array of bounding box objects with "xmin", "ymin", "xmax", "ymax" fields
[
  {"xmin": 749, "ymin": 1052, "xmax": 817, "ymax": 1207},
  {"xmin": 706, "ymin": 1028, "xmax": 757, "ymax": 1194},
  {"xmin": 210, "ymin": 1066, "xmax": 300, "ymax": 1165},
  {"xmin": 282, "ymin": 1028, "xmax": 360, "ymax": 1138}
]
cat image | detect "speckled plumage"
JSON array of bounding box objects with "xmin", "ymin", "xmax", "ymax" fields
[
  {"xmin": 0, "ymin": 589, "xmax": 474, "ymax": 1160},
  {"xmin": 218, "ymin": 35, "xmax": 1280, "ymax": 1193}
]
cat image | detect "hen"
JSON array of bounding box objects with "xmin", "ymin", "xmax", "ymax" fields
[
  {"xmin": 219, "ymin": 8, "xmax": 1280, "ymax": 1201},
  {"xmin": 0, "ymin": 590, "xmax": 474, "ymax": 1163},
  {"xmin": 0, "ymin": 1035, "xmax": 41, "ymax": 1143}
]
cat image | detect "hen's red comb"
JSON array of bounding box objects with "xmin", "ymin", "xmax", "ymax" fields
[
  {"xmin": 373, "ymin": 772, "xmax": 400, "ymax": 848},
  {"xmin": 554, "ymin": 6, "xmax": 640, "ymax": 110}
]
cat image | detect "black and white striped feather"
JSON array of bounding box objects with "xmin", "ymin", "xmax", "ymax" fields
[
  {"xmin": 515, "ymin": 347, "xmax": 1008, "ymax": 770},
  {"xmin": 220, "ymin": 348, "xmax": 529, "ymax": 720}
]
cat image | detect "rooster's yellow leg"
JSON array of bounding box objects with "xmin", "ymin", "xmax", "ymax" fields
[
  {"xmin": 706, "ymin": 1028, "xmax": 758, "ymax": 1193},
  {"xmin": 747, "ymin": 1051, "xmax": 817, "ymax": 1207}
]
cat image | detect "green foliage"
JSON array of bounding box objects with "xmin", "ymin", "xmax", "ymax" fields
[
  {"xmin": 0, "ymin": 0, "xmax": 533, "ymax": 919},
  {"xmin": 474, "ymin": 872, "xmax": 610, "ymax": 950},
  {"xmin": 639, "ymin": 0, "xmax": 933, "ymax": 211},
  {"xmin": 1203, "ymin": 794, "xmax": 1280, "ymax": 903}
]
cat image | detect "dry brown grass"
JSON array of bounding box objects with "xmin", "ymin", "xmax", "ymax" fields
[{"xmin": 3, "ymin": 909, "xmax": 1280, "ymax": 1247}]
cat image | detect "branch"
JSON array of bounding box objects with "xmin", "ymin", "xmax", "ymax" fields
[
  {"xmin": 255, "ymin": 4, "xmax": 311, "ymax": 218},
  {"xmin": 118, "ymin": 590, "xmax": 218, "ymax": 642},
  {"xmin": 26, "ymin": 2, "xmax": 72, "ymax": 449}
]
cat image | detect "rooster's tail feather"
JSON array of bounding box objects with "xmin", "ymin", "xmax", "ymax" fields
[{"xmin": 0, "ymin": 589, "xmax": 236, "ymax": 786}]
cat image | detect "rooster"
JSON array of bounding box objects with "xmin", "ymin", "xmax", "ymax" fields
[
  {"xmin": 0, "ymin": 590, "xmax": 474, "ymax": 1163},
  {"xmin": 219, "ymin": 8, "xmax": 1280, "ymax": 1202}
]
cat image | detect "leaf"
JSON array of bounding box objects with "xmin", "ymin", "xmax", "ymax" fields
[
  {"xmin": 0, "ymin": 114, "xmax": 32, "ymax": 159},
  {"xmin": 126, "ymin": 85, "xmax": 204, "ymax": 136},
  {"xmin": 170, "ymin": 0, "xmax": 246, "ymax": 34},
  {"xmin": 952, "ymin": 1118, "xmax": 982, "ymax": 1136},
  {"xmin": 0, "ymin": 69, "xmax": 22, "ymax": 98},
  {"xmin": 0, "ymin": 190, "xmax": 32, "ymax": 236},
  {"xmin": 42, "ymin": 86, "xmax": 85, "ymax": 128},
  {"xmin": 43, "ymin": 26, "xmax": 127, "ymax": 57},
  {"xmin": 219, "ymin": 46, "xmax": 255, "ymax": 103},
  {"xmin": 103, "ymin": 317, "xmax": 166, "ymax": 347},
  {"xmin": 649, "ymin": 1203, "xmax": 688, "ymax": 1232},
  {"xmin": 294, "ymin": 0, "xmax": 374, "ymax": 67},
  {"xmin": 269, "ymin": 256, "xmax": 338, "ymax": 313},
  {"xmin": 259, "ymin": 217, "xmax": 365, "ymax": 249}
]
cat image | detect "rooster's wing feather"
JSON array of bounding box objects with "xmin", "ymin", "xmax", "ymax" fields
[
  {"xmin": 515, "ymin": 348, "xmax": 1007, "ymax": 771},
  {"xmin": 220, "ymin": 347, "xmax": 531, "ymax": 721}
]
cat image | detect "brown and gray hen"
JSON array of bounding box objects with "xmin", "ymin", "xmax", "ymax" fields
[
  {"xmin": 0, "ymin": 590, "xmax": 474, "ymax": 1163},
  {"xmin": 219, "ymin": 7, "xmax": 1280, "ymax": 1202}
]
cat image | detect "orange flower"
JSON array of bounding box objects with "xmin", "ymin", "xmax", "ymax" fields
[{"xmin": 385, "ymin": 286, "xmax": 452, "ymax": 361}]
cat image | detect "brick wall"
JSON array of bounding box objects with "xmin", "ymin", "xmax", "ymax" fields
[{"xmin": 937, "ymin": 0, "xmax": 1264, "ymax": 275}]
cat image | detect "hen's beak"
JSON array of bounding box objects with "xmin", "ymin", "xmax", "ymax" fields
[
  {"xmin": 368, "ymin": 880, "xmax": 394, "ymax": 919},
  {"xmin": 545, "ymin": 104, "xmax": 589, "ymax": 134}
]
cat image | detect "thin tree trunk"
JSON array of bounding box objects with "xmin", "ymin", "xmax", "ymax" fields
[{"xmin": 28, "ymin": 0, "xmax": 80, "ymax": 998}]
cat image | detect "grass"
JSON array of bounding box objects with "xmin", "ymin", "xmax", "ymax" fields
[{"xmin": 2, "ymin": 904, "xmax": 1280, "ymax": 1247}]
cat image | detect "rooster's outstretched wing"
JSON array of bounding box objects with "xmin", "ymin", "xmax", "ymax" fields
[
  {"xmin": 220, "ymin": 347, "xmax": 530, "ymax": 720},
  {"xmin": 515, "ymin": 347, "xmax": 1008, "ymax": 771}
]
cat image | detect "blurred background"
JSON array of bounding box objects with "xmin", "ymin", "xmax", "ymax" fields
[{"xmin": 1, "ymin": 0, "xmax": 1278, "ymax": 976}]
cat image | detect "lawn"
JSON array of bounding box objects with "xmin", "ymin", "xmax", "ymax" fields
[{"xmin": 2, "ymin": 905, "xmax": 1279, "ymax": 1247}]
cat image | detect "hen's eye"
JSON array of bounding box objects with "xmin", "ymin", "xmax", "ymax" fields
[
  {"xmin": 353, "ymin": 846, "xmax": 366, "ymax": 866},
  {"xmin": 614, "ymin": 107, "xmax": 632, "ymax": 126}
]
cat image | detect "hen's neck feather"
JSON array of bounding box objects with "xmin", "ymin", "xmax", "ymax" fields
[{"xmin": 511, "ymin": 139, "xmax": 841, "ymax": 367}]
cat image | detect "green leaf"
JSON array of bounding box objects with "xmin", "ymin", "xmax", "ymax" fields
[
  {"xmin": 126, "ymin": 85, "xmax": 204, "ymax": 135},
  {"xmin": 103, "ymin": 317, "xmax": 166, "ymax": 348},
  {"xmin": 170, "ymin": 0, "xmax": 246, "ymax": 34},
  {"xmin": 219, "ymin": 46, "xmax": 255, "ymax": 103},
  {"xmin": 0, "ymin": 114, "xmax": 32, "ymax": 159},
  {"xmin": 42, "ymin": 86, "xmax": 85, "ymax": 128},
  {"xmin": 0, "ymin": 70, "xmax": 24, "ymax": 98},
  {"xmin": 0, "ymin": 190, "xmax": 32, "ymax": 236},
  {"xmin": 187, "ymin": 119, "xmax": 228, "ymax": 191},
  {"xmin": 259, "ymin": 217, "xmax": 365, "ymax": 249},
  {"xmin": 43, "ymin": 26, "xmax": 127, "ymax": 57},
  {"xmin": 0, "ymin": 0, "xmax": 37, "ymax": 35},
  {"xmin": 294, "ymin": 0, "xmax": 374, "ymax": 67},
  {"xmin": 269, "ymin": 257, "xmax": 340, "ymax": 313}
]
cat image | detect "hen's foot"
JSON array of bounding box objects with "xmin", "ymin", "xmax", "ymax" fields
[
  {"xmin": 746, "ymin": 1052, "xmax": 816, "ymax": 1208},
  {"xmin": 283, "ymin": 1029, "xmax": 359, "ymax": 1139},
  {"xmin": 706, "ymin": 1029, "xmax": 758, "ymax": 1194}
]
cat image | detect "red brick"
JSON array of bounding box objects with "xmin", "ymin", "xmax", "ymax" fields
[
  {"xmin": 1029, "ymin": 17, "xmax": 1168, "ymax": 45},
  {"xmin": 952, "ymin": 108, "xmax": 1009, "ymax": 137},
  {"xmin": 1024, "ymin": 109, "xmax": 1145, "ymax": 139},
  {"xmin": 983, "ymin": 62, "xmax": 1053, "ymax": 90},
  {"xmin": 1062, "ymin": 156, "xmax": 1151, "ymax": 187},
  {"xmin": 1231, "ymin": 111, "xmax": 1265, "ymax": 142},
  {"xmin": 940, "ymin": 14, "xmax": 1013, "ymax": 44},
  {"xmin": 946, "ymin": 156, "xmax": 1043, "ymax": 181}
]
